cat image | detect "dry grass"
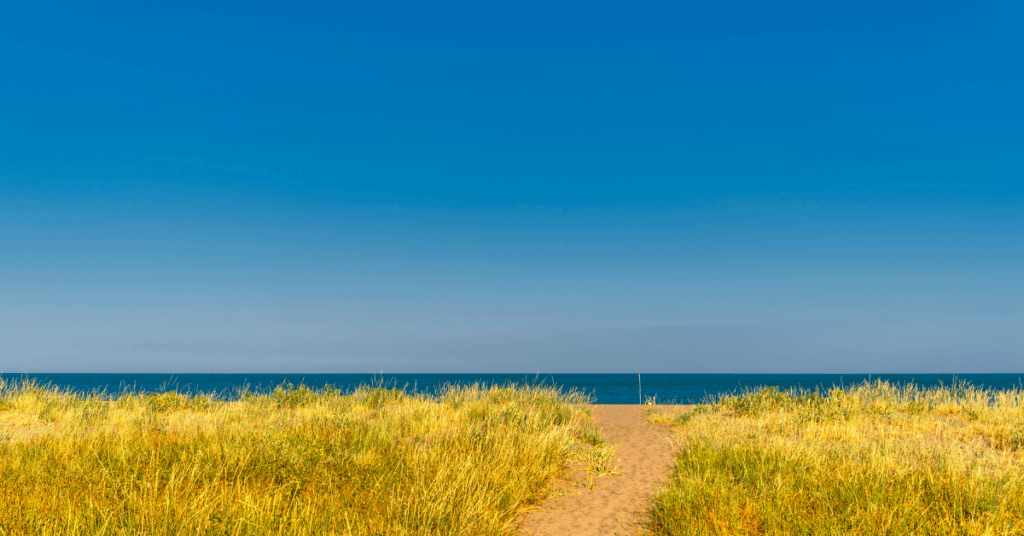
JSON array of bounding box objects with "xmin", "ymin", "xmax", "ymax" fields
[
  {"xmin": 0, "ymin": 378, "xmax": 611, "ymax": 536},
  {"xmin": 643, "ymin": 380, "xmax": 1024, "ymax": 536}
]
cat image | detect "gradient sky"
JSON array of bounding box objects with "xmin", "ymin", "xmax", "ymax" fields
[{"xmin": 1, "ymin": 0, "xmax": 1021, "ymax": 373}]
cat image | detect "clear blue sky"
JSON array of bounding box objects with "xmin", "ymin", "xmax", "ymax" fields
[{"xmin": 1, "ymin": 0, "xmax": 1021, "ymax": 372}]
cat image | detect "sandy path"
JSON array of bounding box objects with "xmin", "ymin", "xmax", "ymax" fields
[{"xmin": 518, "ymin": 405, "xmax": 686, "ymax": 536}]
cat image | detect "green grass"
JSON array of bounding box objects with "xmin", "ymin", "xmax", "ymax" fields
[
  {"xmin": 644, "ymin": 380, "xmax": 1024, "ymax": 536},
  {"xmin": 0, "ymin": 378, "xmax": 610, "ymax": 536}
]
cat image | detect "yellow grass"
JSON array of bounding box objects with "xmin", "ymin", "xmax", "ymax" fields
[
  {"xmin": 644, "ymin": 380, "xmax": 1024, "ymax": 536},
  {"xmin": 0, "ymin": 378, "xmax": 610, "ymax": 536}
]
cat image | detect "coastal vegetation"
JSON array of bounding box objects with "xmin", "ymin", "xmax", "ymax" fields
[
  {"xmin": 0, "ymin": 378, "xmax": 610, "ymax": 535},
  {"xmin": 644, "ymin": 380, "xmax": 1024, "ymax": 535}
]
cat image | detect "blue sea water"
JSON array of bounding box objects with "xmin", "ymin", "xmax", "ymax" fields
[{"xmin": 5, "ymin": 373, "xmax": 1023, "ymax": 404}]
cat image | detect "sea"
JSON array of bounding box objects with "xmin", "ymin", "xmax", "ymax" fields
[{"xmin": 5, "ymin": 373, "xmax": 1023, "ymax": 404}]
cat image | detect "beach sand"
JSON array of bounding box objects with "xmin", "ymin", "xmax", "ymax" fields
[{"xmin": 518, "ymin": 405, "xmax": 690, "ymax": 535}]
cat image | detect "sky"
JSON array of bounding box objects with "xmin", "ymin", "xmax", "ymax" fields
[{"xmin": 0, "ymin": 0, "xmax": 1021, "ymax": 373}]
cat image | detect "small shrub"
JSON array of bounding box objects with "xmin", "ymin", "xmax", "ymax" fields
[
  {"xmin": 145, "ymin": 391, "xmax": 212, "ymax": 412},
  {"xmin": 1008, "ymin": 429, "xmax": 1024, "ymax": 451},
  {"xmin": 79, "ymin": 399, "xmax": 109, "ymax": 425},
  {"xmin": 360, "ymin": 387, "xmax": 406, "ymax": 409}
]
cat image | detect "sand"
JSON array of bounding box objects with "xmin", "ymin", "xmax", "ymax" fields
[{"xmin": 518, "ymin": 405, "xmax": 690, "ymax": 536}]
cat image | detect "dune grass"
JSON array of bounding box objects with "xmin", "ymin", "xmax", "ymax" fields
[
  {"xmin": 644, "ymin": 380, "xmax": 1024, "ymax": 536},
  {"xmin": 0, "ymin": 378, "xmax": 610, "ymax": 536}
]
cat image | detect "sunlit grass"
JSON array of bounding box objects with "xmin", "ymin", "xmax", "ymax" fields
[
  {"xmin": 644, "ymin": 380, "xmax": 1024, "ymax": 536},
  {"xmin": 0, "ymin": 378, "xmax": 610, "ymax": 535}
]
